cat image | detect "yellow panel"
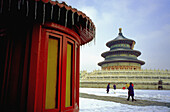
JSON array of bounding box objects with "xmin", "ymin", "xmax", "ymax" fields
[
  {"xmin": 45, "ymin": 38, "xmax": 59, "ymax": 109},
  {"xmin": 65, "ymin": 43, "xmax": 72, "ymax": 107}
]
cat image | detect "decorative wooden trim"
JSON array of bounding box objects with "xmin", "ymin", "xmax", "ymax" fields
[
  {"xmin": 27, "ymin": 24, "xmax": 42, "ymax": 112},
  {"xmin": 26, "ymin": 23, "xmax": 80, "ymax": 112},
  {"xmin": 20, "ymin": 30, "xmax": 32, "ymax": 112},
  {"xmin": 43, "ymin": 22, "xmax": 81, "ymax": 45},
  {"xmin": 43, "ymin": 31, "xmax": 63, "ymax": 112},
  {"xmin": 76, "ymin": 45, "xmax": 80, "ymax": 108}
]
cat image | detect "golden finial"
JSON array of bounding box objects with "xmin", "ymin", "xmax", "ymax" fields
[{"xmin": 119, "ymin": 28, "xmax": 122, "ymax": 33}]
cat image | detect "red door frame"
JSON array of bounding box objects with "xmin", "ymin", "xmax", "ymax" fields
[
  {"xmin": 27, "ymin": 23, "xmax": 81, "ymax": 112},
  {"xmin": 27, "ymin": 24, "xmax": 42, "ymax": 112},
  {"xmin": 76, "ymin": 45, "xmax": 80, "ymax": 109},
  {"xmin": 61, "ymin": 36, "xmax": 75, "ymax": 111},
  {"xmin": 43, "ymin": 32, "xmax": 63, "ymax": 112}
]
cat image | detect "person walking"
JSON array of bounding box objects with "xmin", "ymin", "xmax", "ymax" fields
[
  {"xmin": 113, "ymin": 84, "xmax": 116, "ymax": 90},
  {"xmin": 106, "ymin": 83, "xmax": 110, "ymax": 93},
  {"xmin": 113, "ymin": 84, "xmax": 116, "ymax": 94},
  {"xmin": 127, "ymin": 82, "xmax": 135, "ymax": 101}
]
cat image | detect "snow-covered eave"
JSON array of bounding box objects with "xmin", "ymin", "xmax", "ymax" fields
[{"xmin": 0, "ymin": 0, "xmax": 96, "ymax": 45}]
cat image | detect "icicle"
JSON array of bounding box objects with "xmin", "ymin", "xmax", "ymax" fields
[
  {"xmin": 94, "ymin": 28, "xmax": 96, "ymax": 44},
  {"xmin": 94, "ymin": 27, "xmax": 95, "ymax": 37},
  {"xmin": 35, "ymin": 1, "xmax": 37, "ymax": 20},
  {"xmin": 8, "ymin": 0, "xmax": 11, "ymax": 11},
  {"xmin": 72, "ymin": 12, "xmax": 74, "ymax": 25},
  {"xmin": 77, "ymin": 15, "xmax": 79, "ymax": 22},
  {"xmin": 51, "ymin": 5, "xmax": 54, "ymax": 20},
  {"xmin": 26, "ymin": 0, "xmax": 29, "ymax": 16},
  {"xmin": 0, "ymin": 0, "xmax": 3, "ymax": 13},
  {"xmin": 89, "ymin": 22, "xmax": 91, "ymax": 31},
  {"xmin": 22, "ymin": 0, "xmax": 25, "ymax": 5},
  {"xmin": 65, "ymin": 10, "xmax": 68, "ymax": 27},
  {"xmin": 80, "ymin": 26, "xmax": 82, "ymax": 32},
  {"xmin": 18, "ymin": 0, "xmax": 21, "ymax": 10},
  {"xmin": 89, "ymin": 22, "xmax": 91, "ymax": 37},
  {"xmin": 42, "ymin": 4, "xmax": 46, "ymax": 24},
  {"xmin": 93, "ymin": 27, "xmax": 95, "ymax": 38},
  {"xmin": 86, "ymin": 20, "xmax": 88, "ymax": 34},
  {"xmin": 58, "ymin": 7, "xmax": 61, "ymax": 21}
]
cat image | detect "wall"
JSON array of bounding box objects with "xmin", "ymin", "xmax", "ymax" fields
[{"xmin": 80, "ymin": 69, "xmax": 170, "ymax": 90}]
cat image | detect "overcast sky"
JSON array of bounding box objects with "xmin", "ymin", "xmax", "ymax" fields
[{"xmin": 61, "ymin": 0, "xmax": 170, "ymax": 72}]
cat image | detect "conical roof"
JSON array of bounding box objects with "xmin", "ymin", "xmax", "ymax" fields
[
  {"xmin": 114, "ymin": 28, "xmax": 127, "ymax": 40},
  {"xmin": 98, "ymin": 28, "xmax": 145, "ymax": 70},
  {"xmin": 106, "ymin": 28, "xmax": 135, "ymax": 48}
]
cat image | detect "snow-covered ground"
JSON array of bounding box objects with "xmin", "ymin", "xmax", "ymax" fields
[
  {"xmin": 79, "ymin": 88, "xmax": 170, "ymax": 112},
  {"xmin": 80, "ymin": 88, "xmax": 170, "ymax": 103}
]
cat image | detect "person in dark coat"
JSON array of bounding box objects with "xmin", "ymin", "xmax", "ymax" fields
[
  {"xmin": 113, "ymin": 84, "xmax": 116, "ymax": 90},
  {"xmin": 127, "ymin": 82, "xmax": 135, "ymax": 101},
  {"xmin": 106, "ymin": 83, "xmax": 110, "ymax": 93}
]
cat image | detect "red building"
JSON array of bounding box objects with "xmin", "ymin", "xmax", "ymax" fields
[{"xmin": 0, "ymin": 0, "xmax": 95, "ymax": 112}]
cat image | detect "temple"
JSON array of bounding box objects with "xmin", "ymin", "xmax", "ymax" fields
[
  {"xmin": 98, "ymin": 28, "xmax": 145, "ymax": 70},
  {"xmin": 80, "ymin": 29, "xmax": 170, "ymax": 90}
]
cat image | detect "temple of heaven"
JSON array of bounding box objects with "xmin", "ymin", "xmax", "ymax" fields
[
  {"xmin": 98, "ymin": 28, "xmax": 145, "ymax": 70},
  {"xmin": 0, "ymin": 0, "xmax": 95, "ymax": 112}
]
